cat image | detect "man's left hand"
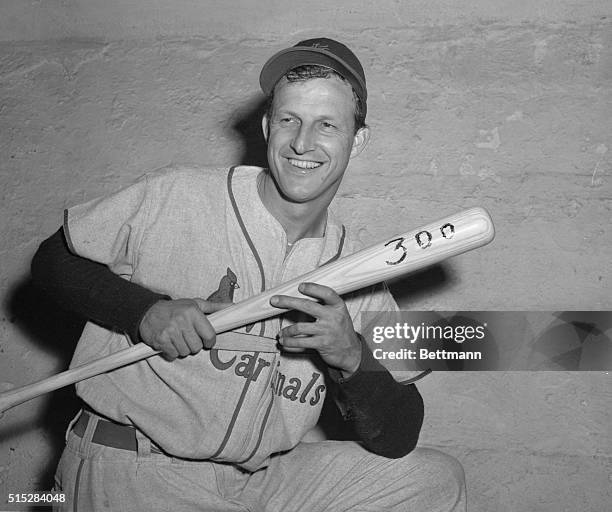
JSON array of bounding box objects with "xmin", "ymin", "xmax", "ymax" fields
[{"xmin": 270, "ymin": 282, "xmax": 361, "ymax": 377}]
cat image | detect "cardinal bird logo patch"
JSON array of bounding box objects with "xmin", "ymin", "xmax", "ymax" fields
[
  {"xmin": 207, "ymin": 267, "xmax": 256, "ymax": 333},
  {"xmin": 207, "ymin": 267, "xmax": 240, "ymax": 303}
]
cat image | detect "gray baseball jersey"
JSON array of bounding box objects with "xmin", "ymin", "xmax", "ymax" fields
[{"xmin": 64, "ymin": 165, "xmax": 398, "ymax": 471}]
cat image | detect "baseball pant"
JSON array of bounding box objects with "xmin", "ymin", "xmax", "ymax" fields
[{"xmin": 53, "ymin": 411, "xmax": 466, "ymax": 511}]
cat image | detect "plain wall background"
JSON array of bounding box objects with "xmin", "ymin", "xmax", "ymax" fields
[{"xmin": 1, "ymin": 1, "xmax": 610, "ymax": 510}]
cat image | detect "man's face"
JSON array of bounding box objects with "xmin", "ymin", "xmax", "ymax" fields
[{"xmin": 262, "ymin": 76, "xmax": 369, "ymax": 205}]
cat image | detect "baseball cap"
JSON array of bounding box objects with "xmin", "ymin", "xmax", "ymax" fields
[{"xmin": 259, "ymin": 38, "xmax": 367, "ymax": 108}]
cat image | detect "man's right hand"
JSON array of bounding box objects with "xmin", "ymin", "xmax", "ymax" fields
[{"xmin": 139, "ymin": 299, "xmax": 231, "ymax": 360}]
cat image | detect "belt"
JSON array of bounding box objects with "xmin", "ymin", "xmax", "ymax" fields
[{"xmin": 72, "ymin": 410, "xmax": 161, "ymax": 453}]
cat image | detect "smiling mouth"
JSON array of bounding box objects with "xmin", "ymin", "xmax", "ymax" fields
[{"xmin": 287, "ymin": 158, "xmax": 323, "ymax": 170}]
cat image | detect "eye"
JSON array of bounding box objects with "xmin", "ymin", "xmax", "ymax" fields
[
  {"xmin": 277, "ymin": 116, "xmax": 298, "ymax": 126},
  {"xmin": 321, "ymin": 121, "xmax": 337, "ymax": 130}
]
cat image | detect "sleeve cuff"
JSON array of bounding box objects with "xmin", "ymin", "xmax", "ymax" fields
[
  {"xmin": 328, "ymin": 332, "xmax": 387, "ymax": 384},
  {"xmin": 120, "ymin": 287, "xmax": 170, "ymax": 344}
]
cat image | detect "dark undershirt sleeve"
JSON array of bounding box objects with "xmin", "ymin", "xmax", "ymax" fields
[
  {"xmin": 30, "ymin": 228, "xmax": 170, "ymax": 343},
  {"xmin": 329, "ymin": 334, "xmax": 425, "ymax": 458}
]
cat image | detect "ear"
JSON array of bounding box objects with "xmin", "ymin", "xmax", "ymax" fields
[
  {"xmin": 349, "ymin": 126, "xmax": 371, "ymax": 159},
  {"xmin": 262, "ymin": 113, "xmax": 270, "ymax": 143}
]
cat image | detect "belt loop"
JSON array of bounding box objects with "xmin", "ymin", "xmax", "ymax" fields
[
  {"xmin": 135, "ymin": 428, "xmax": 151, "ymax": 460},
  {"xmin": 65, "ymin": 409, "xmax": 83, "ymax": 443},
  {"xmin": 78, "ymin": 411, "xmax": 99, "ymax": 457}
]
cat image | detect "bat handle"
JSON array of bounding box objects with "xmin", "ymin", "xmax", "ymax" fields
[
  {"xmin": 0, "ymin": 343, "xmax": 159, "ymax": 414},
  {"xmin": 0, "ymin": 304, "xmax": 260, "ymax": 414}
]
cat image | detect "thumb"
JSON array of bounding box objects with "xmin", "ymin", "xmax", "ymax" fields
[{"xmin": 193, "ymin": 298, "xmax": 233, "ymax": 314}]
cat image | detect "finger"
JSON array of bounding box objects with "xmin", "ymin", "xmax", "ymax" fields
[
  {"xmin": 194, "ymin": 299, "xmax": 233, "ymax": 314},
  {"xmin": 279, "ymin": 322, "xmax": 322, "ymax": 339},
  {"xmin": 158, "ymin": 335, "xmax": 179, "ymax": 361},
  {"xmin": 191, "ymin": 314, "xmax": 217, "ymax": 349},
  {"xmin": 297, "ymin": 282, "xmax": 343, "ymax": 306},
  {"xmin": 182, "ymin": 328, "xmax": 204, "ymax": 354},
  {"xmin": 270, "ymin": 295, "xmax": 326, "ymax": 318},
  {"xmin": 171, "ymin": 332, "xmax": 192, "ymax": 358},
  {"xmin": 278, "ymin": 334, "xmax": 322, "ymax": 351}
]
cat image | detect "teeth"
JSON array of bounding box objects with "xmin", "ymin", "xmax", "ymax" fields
[{"xmin": 288, "ymin": 158, "xmax": 322, "ymax": 169}]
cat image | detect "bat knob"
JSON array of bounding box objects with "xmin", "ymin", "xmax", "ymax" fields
[{"xmin": 0, "ymin": 382, "xmax": 16, "ymax": 417}]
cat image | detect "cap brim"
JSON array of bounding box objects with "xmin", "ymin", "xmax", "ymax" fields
[{"xmin": 259, "ymin": 47, "xmax": 367, "ymax": 102}]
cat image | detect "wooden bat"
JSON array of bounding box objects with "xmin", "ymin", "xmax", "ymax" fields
[{"xmin": 0, "ymin": 207, "xmax": 494, "ymax": 414}]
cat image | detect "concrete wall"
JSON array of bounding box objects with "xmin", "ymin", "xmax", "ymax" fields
[{"xmin": 1, "ymin": 1, "xmax": 610, "ymax": 510}]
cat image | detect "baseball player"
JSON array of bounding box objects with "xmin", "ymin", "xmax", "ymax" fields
[{"xmin": 32, "ymin": 38, "xmax": 466, "ymax": 511}]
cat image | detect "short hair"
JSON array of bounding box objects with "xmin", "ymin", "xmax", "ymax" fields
[{"xmin": 266, "ymin": 65, "xmax": 367, "ymax": 133}]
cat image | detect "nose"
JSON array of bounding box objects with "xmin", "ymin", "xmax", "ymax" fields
[{"xmin": 290, "ymin": 124, "xmax": 315, "ymax": 154}]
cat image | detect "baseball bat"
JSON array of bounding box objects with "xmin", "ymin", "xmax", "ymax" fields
[{"xmin": 0, "ymin": 207, "xmax": 494, "ymax": 414}]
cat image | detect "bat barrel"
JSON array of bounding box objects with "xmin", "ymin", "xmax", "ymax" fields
[{"xmin": 331, "ymin": 206, "xmax": 495, "ymax": 294}]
